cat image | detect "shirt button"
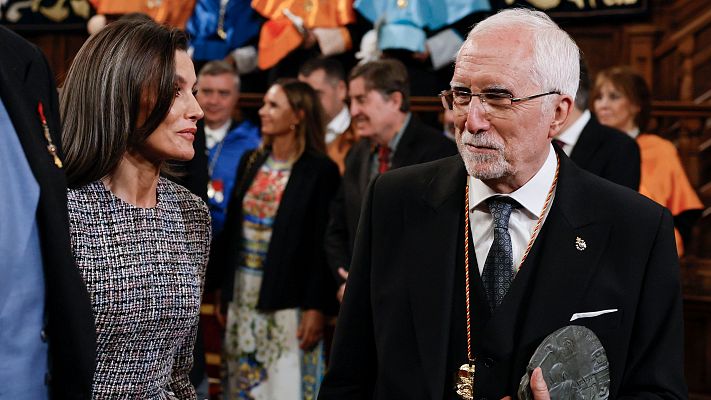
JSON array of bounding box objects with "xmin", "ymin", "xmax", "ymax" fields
[{"xmin": 40, "ymin": 329, "xmax": 48, "ymax": 342}]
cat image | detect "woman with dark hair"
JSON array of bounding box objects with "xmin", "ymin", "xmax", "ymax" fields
[
  {"xmin": 593, "ymin": 66, "xmax": 703, "ymax": 256},
  {"xmin": 60, "ymin": 19, "xmax": 211, "ymax": 398},
  {"xmin": 215, "ymin": 79, "xmax": 340, "ymax": 399}
]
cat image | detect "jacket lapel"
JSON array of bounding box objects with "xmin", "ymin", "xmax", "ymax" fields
[
  {"xmin": 391, "ymin": 116, "xmax": 422, "ymax": 169},
  {"xmin": 0, "ymin": 49, "xmax": 60, "ymax": 194},
  {"xmin": 518, "ymin": 153, "xmax": 611, "ymax": 350},
  {"xmin": 410, "ymin": 156, "xmax": 467, "ymax": 400}
]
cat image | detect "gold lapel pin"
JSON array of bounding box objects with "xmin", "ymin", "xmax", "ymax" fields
[{"xmin": 575, "ymin": 236, "xmax": 587, "ymax": 251}]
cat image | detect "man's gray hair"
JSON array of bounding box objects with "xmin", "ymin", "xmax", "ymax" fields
[
  {"xmin": 467, "ymin": 8, "xmax": 580, "ymax": 99},
  {"xmin": 198, "ymin": 60, "xmax": 241, "ymax": 93}
]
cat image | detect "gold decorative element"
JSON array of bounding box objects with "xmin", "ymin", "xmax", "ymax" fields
[
  {"xmin": 575, "ymin": 236, "xmax": 587, "ymax": 251},
  {"xmin": 40, "ymin": 0, "xmax": 69, "ymax": 22},
  {"xmin": 68, "ymin": 0, "xmax": 91, "ymax": 18},
  {"xmin": 37, "ymin": 102, "xmax": 63, "ymax": 168},
  {"xmin": 459, "ymin": 154, "xmax": 560, "ymax": 398},
  {"xmin": 397, "ymin": 0, "xmax": 407, "ymax": 8},
  {"xmin": 456, "ymin": 363, "xmax": 475, "ymax": 399}
]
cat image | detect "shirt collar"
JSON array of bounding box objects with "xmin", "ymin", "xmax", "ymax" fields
[
  {"xmin": 626, "ymin": 127, "xmax": 640, "ymax": 139},
  {"xmin": 555, "ymin": 109, "xmax": 590, "ymax": 155},
  {"xmin": 327, "ymin": 105, "xmax": 351, "ymax": 136},
  {"xmin": 204, "ymin": 120, "xmax": 231, "ymax": 149},
  {"xmin": 388, "ymin": 112, "xmax": 410, "ymax": 151},
  {"xmin": 469, "ymin": 144, "xmax": 557, "ymax": 218}
]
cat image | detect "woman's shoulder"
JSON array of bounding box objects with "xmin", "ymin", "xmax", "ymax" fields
[
  {"xmin": 67, "ymin": 180, "xmax": 106, "ymax": 210},
  {"xmin": 299, "ymin": 150, "xmax": 339, "ymax": 172},
  {"xmin": 159, "ymin": 177, "xmax": 209, "ymax": 214},
  {"xmin": 637, "ymin": 133, "xmax": 678, "ymax": 154}
]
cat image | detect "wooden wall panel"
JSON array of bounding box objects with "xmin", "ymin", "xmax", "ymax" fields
[{"xmin": 19, "ymin": 31, "xmax": 88, "ymax": 86}]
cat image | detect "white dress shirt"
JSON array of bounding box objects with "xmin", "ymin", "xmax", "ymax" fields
[
  {"xmin": 468, "ymin": 144, "xmax": 558, "ymax": 274},
  {"xmin": 555, "ymin": 109, "xmax": 591, "ymax": 156},
  {"xmin": 325, "ymin": 106, "xmax": 351, "ymax": 144},
  {"xmin": 204, "ymin": 120, "xmax": 231, "ymax": 150}
]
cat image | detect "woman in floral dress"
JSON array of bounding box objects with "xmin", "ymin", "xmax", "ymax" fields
[{"xmin": 214, "ymin": 79, "xmax": 340, "ymax": 399}]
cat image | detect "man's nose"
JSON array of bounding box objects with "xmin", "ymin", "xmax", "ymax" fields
[{"xmin": 465, "ymin": 97, "xmax": 491, "ymax": 133}]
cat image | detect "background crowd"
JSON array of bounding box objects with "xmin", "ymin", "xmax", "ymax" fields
[{"xmin": 0, "ymin": 1, "xmax": 705, "ymax": 400}]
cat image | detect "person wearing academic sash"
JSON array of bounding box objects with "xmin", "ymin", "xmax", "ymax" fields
[{"xmin": 320, "ymin": 9, "xmax": 686, "ymax": 400}]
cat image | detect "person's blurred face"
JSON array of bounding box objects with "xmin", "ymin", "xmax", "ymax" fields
[
  {"xmin": 298, "ymin": 68, "xmax": 346, "ymax": 123},
  {"xmin": 196, "ymin": 73, "xmax": 238, "ymax": 128},
  {"xmin": 451, "ymin": 29, "xmax": 571, "ymax": 190},
  {"xmin": 348, "ymin": 77, "xmax": 401, "ymax": 144},
  {"xmin": 592, "ymin": 79, "xmax": 639, "ymax": 133},
  {"xmin": 258, "ymin": 84, "xmax": 300, "ymax": 137},
  {"xmin": 140, "ymin": 50, "xmax": 203, "ymax": 162}
]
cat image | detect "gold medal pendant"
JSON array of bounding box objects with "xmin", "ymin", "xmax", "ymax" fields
[{"xmin": 456, "ymin": 363, "xmax": 475, "ymax": 399}]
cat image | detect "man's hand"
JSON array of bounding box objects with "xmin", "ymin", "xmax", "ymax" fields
[
  {"xmin": 297, "ymin": 309, "xmax": 325, "ymax": 350},
  {"xmin": 336, "ymin": 267, "xmax": 349, "ymax": 303},
  {"xmin": 501, "ymin": 368, "xmax": 550, "ymax": 400}
]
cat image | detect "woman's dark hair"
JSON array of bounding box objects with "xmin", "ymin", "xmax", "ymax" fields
[
  {"xmin": 60, "ymin": 19, "xmax": 187, "ymax": 187},
  {"xmin": 262, "ymin": 79, "xmax": 327, "ymax": 158},
  {"xmin": 593, "ymin": 66, "xmax": 651, "ymax": 131}
]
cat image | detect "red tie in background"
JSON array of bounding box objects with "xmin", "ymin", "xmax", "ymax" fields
[{"xmin": 378, "ymin": 146, "xmax": 391, "ymax": 174}]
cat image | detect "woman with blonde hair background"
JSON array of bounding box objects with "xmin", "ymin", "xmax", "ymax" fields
[
  {"xmin": 61, "ymin": 19, "xmax": 211, "ymax": 398},
  {"xmin": 593, "ymin": 66, "xmax": 703, "ymax": 256},
  {"xmin": 213, "ymin": 79, "xmax": 340, "ymax": 399}
]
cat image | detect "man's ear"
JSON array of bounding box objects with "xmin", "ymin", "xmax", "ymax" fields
[
  {"xmin": 548, "ymin": 95, "xmax": 573, "ymax": 139},
  {"xmin": 389, "ymin": 91, "xmax": 403, "ymax": 110}
]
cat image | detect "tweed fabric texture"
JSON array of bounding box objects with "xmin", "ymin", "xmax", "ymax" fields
[
  {"xmin": 67, "ymin": 178, "xmax": 211, "ymax": 399},
  {"xmin": 481, "ymin": 197, "xmax": 518, "ymax": 311}
]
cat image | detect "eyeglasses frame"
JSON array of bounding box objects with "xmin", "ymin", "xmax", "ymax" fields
[{"xmin": 439, "ymin": 89, "xmax": 561, "ymax": 112}]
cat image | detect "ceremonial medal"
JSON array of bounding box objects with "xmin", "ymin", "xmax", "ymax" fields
[
  {"xmin": 457, "ymin": 156, "xmax": 559, "ymax": 399},
  {"xmin": 207, "ymin": 179, "xmax": 224, "ymax": 203},
  {"xmin": 37, "ymin": 102, "xmax": 62, "ymax": 168},
  {"xmin": 456, "ymin": 362, "xmax": 475, "ymax": 399}
]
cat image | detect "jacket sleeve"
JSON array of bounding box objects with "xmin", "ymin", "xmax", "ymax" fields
[
  {"xmin": 303, "ymin": 159, "xmax": 341, "ymax": 312},
  {"xmin": 601, "ymin": 133, "xmax": 641, "ymax": 191},
  {"xmin": 318, "ymin": 176, "xmax": 379, "ymax": 399},
  {"xmin": 617, "ymin": 208, "xmax": 687, "ymax": 399},
  {"xmin": 324, "ymin": 183, "xmax": 351, "ymax": 282}
]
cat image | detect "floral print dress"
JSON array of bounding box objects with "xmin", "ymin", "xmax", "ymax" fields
[{"xmin": 223, "ymin": 156, "xmax": 325, "ymax": 400}]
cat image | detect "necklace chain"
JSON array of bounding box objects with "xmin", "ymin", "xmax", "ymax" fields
[{"xmin": 463, "ymin": 154, "xmax": 559, "ymax": 362}]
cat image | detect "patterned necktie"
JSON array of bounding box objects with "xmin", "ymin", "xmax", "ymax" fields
[
  {"xmin": 377, "ymin": 145, "xmax": 391, "ymax": 174},
  {"xmin": 481, "ymin": 196, "xmax": 519, "ymax": 311}
]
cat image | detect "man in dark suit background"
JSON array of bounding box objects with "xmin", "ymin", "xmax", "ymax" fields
[
  {"xmin": 0, "ymin": 26, "xmax": 95, "ymax": 399},
  {"xmin": 553, "ymin": 57, "xmax": 640, "ymax": 190},
  {"xmin": 319, "ymin": 9, "xmax": 685, "ymax": 400},
  {"xmin": 324, "ymin": 59, "xmax": 457, "ymax": 302}
]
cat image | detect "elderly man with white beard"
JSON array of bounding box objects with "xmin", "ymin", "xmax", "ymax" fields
[{"xmin": 318, "ymin": 8, "xmax": 686, "ymax": 400}]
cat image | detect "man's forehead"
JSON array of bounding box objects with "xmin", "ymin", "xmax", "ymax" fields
[
  {"xmin": 453, "ymin": 32, "xmax": 534, "ymax": 86},
  {"xmin": 199, "ymin": 73, "xmax": 234, "ymax": 86}
]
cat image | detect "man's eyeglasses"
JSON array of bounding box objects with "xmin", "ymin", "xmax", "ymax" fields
[{"xmin": 439, "ymin": 89, "xmax": 561, "ymax": 116}]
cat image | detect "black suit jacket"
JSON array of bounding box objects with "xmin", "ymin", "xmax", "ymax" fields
[
  {"xmin": 319, "ymin": 150, "xmax": 686, "ymax": 399},
  {"xmin": 568, "ymin": 116, "xmax": 640, "ymax": 190},
  {"xmin": 0, "ymin": 26, "xmax": 96, "ymax": 399},
  {"xmin": 213, "ymin": 149, "xmax": 341, "ymax": 314},
  {"xmin": 324, "ymin": 116, "xmax": 457, "ymax": 279}
]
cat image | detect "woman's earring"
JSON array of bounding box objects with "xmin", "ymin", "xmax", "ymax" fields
[{"xmin": 290, "ymin": 124, "xmax": 297, "ymax": 131}]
